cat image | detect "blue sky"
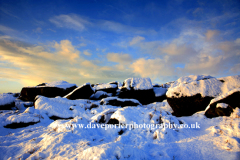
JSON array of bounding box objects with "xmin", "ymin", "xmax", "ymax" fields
[{"xmin": 0, "ymin": 0, "xmax": 240, "ymax": 93}]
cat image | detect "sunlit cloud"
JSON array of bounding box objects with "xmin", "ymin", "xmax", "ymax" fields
[
  {"xmin": 107, "ymin": 53, "xmax": 133, "ymax": 64},
  {"xmin": 205, "ymin": 30, "xmax": 219, "ymax": 41},
  {"xmin": 130, "ymin": 58, "xmax": 174, "ymax": 78},
  {"xmin": 54, "ymin": 40, "xmax": 80, "ymax": 63}
]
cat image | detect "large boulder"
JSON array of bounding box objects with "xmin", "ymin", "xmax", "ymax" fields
[
  {"xmin": 94, "ymin": 82, "xmax": 118, "ymax": 96},
  {"xmin": 167, "ymin": 75, "xmax": 240, "ymax": 117},
  {"xmin": 19, "ymin": 81, "xmax": 77, "ymax": 101},
  {"xmin": 0, "ymin": 93, "xmax": 19, "ymax": 110},
  {"xmin": 205, "ymin": 88, "xmax": 240, "ymax": 118},
  {"xmin": 118, "ymin": 78, "xmax": 155, "ymax": 105},
  {"xmin": 90, "ymin": 91, "xmax": 109, "ymax": 100},
  {"xmin": 4, "ymin": 110, "xmax": 41, "ymax": 128},
  {"xmin": 34, "ymin": 96, "xmax": 92, "ymax": 119},
  {"xmin": 100, "ymin": 97, "xmax": 142, "ymax": 107},
  {"xmin": 64, "ymin": 83, "xmax": 95, "ymax": 100}
]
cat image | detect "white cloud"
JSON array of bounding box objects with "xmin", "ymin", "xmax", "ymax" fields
[
  {"xmin": 129, "ymin": 36, "xmax": 145, "ymax": 46},
  {"xmin": 107, "ymin": 53, "xmax": 133, "ymax": 64},
  {"xmin": 83, "ymin": 50, "xmax": 91, "ymax": 56}
]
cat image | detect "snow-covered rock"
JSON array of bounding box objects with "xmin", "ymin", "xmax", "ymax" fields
[
  {"xmin": 93, "ymin": 82, "xmax": 119, "ymax": 96},
  {"xmin": 20, "ymin": 81, "xmax": 77, "ymax": 101},
  {"xmin": 121, "ymin": 77, "xmax": 153, "ymax": 90},
  {"xmin": 166, "ymin": 75, "xmax": 240, "ymax": 116},
  {"xmin": 35, "ymin": 96, "xmax": 92, "ymax": 119},
  {"xmin": 64, "ymin": 83, "xmax": 94, "ymax": 100},
  {"xmin": 169, "ymin": 75, "xmax": 214, "ymax": 89},
  {"xmin": 217, "ymin": 103, "xmax": 229, "ymax": 109},
  {"xmin": 90, "ymin": 91, "xmax": 108, "ymax": 100},
  {"xmin": 167, "ymin": 76, "xmax": 222, "ymax": 98},
  {"xmin": 0, "ymin": 93, "xmax": 19, "ymax": 110},
  {"xmin": 144, "ymin": 100, "xmax": 173, "ymax": 113},
  {"xmin": 100, "ymin": 97, "xmax": 142, "ymax": 107},
  {"xmin": 4, "ymin": 112, "xmax": 41, "ymax": 128},
  {"xmin": 205, "ymin": 88, "xmax": 240, "ymax": 118},
  {"xmin": 15, "ymin": 99, "xmax": 34, "ymax": 110},
  {"xmin": 91, "ymin": 108, "xmax": 117, "ymax": 123},
  {"xmin": 95, "ymin": 83, "xmax": 117, "ymax": 90},
  {"xmin": 118, "ymin": 77, "xmax": 156, "ymax": 105},
  {"xmin": 167, "ymin": 75, "xmax": 240, "ymax": 98},
  {"xmin": 108, "ymin": 107, "xmax": 151, "ymax": 125},
  {"xmin": 44, "ymin": 80, "xmax": 77, "ymax": 89}
]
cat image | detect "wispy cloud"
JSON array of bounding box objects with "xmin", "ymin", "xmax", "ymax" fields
[
  {"xmin": 129, "ymin": 36, "xmax": 145, "ymax": 46},
  {"xmin": 0, "ymin": 7, "xmax": 19, "ymax": 19},
  {"xmin": 49, "ymin": 14, "xmax": 157, "ymax": 35},
  {"xmin": 33, "ymin": 27, "xmax": 43, "ymax": 34},
  {"xmin": 49, "ymin": 14, "xmax": 91, "ymax": 31},
  {"xmin": 0, "ymin": 25, "xmax": 19, "ymax": 35}
]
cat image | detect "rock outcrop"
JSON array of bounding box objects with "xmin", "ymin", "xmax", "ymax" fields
[
  {"xmin": 64, "ymin": 83, "xmax": 94, "ymax": 100},
  {"xmin": 19, "ymin": 81, "xmax": 77, "ymax": 101},
  {"xmin": 166, "ymin": 75, "xmax": 240, "ymax": 117},
  {"xmin": 0, "ymin": 93, "xmax": 19, "ymax": 110},
  {"xmin": 94, "ymin": 82, "xmax": 118, "ymax": 96},
  {"xmin": 205, "ymin": 88, "xmax": 240, "ymax": 118},
  {"xmin": 100, "ymin": 97, "xmax": 142, "ymax": 107},
  {"xmin": 118, "ymin": 78, "xmax": 156, "ymax": 105}
]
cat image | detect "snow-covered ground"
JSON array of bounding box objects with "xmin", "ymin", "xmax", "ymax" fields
[
  {"xmin": 0, "ymin": 76, "xmax": 240, "ymax": 160},
  {"xmin": 0, "ymin": 99, "xmax": 239, "ymax": 159}
]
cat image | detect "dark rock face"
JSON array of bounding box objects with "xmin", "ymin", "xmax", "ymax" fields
[
  {"xmin": 95, "ymin": 83, "xmax": 118, "ymax": 95},
  {"xmin": 205, "ymin": 91, "xmax": 240, "ymax": 118},
  {"xmin": 49, "ymin": 116, "xmax": 73, "ymax": 120},
  {"xmin": 4, "ymin": 121, "xmax": 39, "ymax": 129},
  {"xmin": 100, "ymin": 98, "xmax": 141, "ymax": 107},
  {"xmin": 0, "ymin": 102, "xmax": 15, "ymax": 110},
  {"xmin": 19, "ymin": 86, "xmax": 77, "ymax": 101},
  {"xmin": 118, "ymin": 89, "xmax": 156, "ymax": 105},
  {"xmin": 65, "ymin": 84, "xmax": 94, "ymax": 100},
  {"xmin": 107, "ymin": 118, "xmax": 119, "ymax": 125},
  {"xmin": 167, "ymin": 94, "xmax": 213, "ymax": 117},
  {"xmin": 97, "ymin": 88, "xmax": 118, "ymax": 95},
  {"xmin": 155, "ymin": 95, "xmax": 167, "ymax": 102},
  {"xmin": 205, "ymin": 107, "xmax": 233, "ymax": 118}
]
